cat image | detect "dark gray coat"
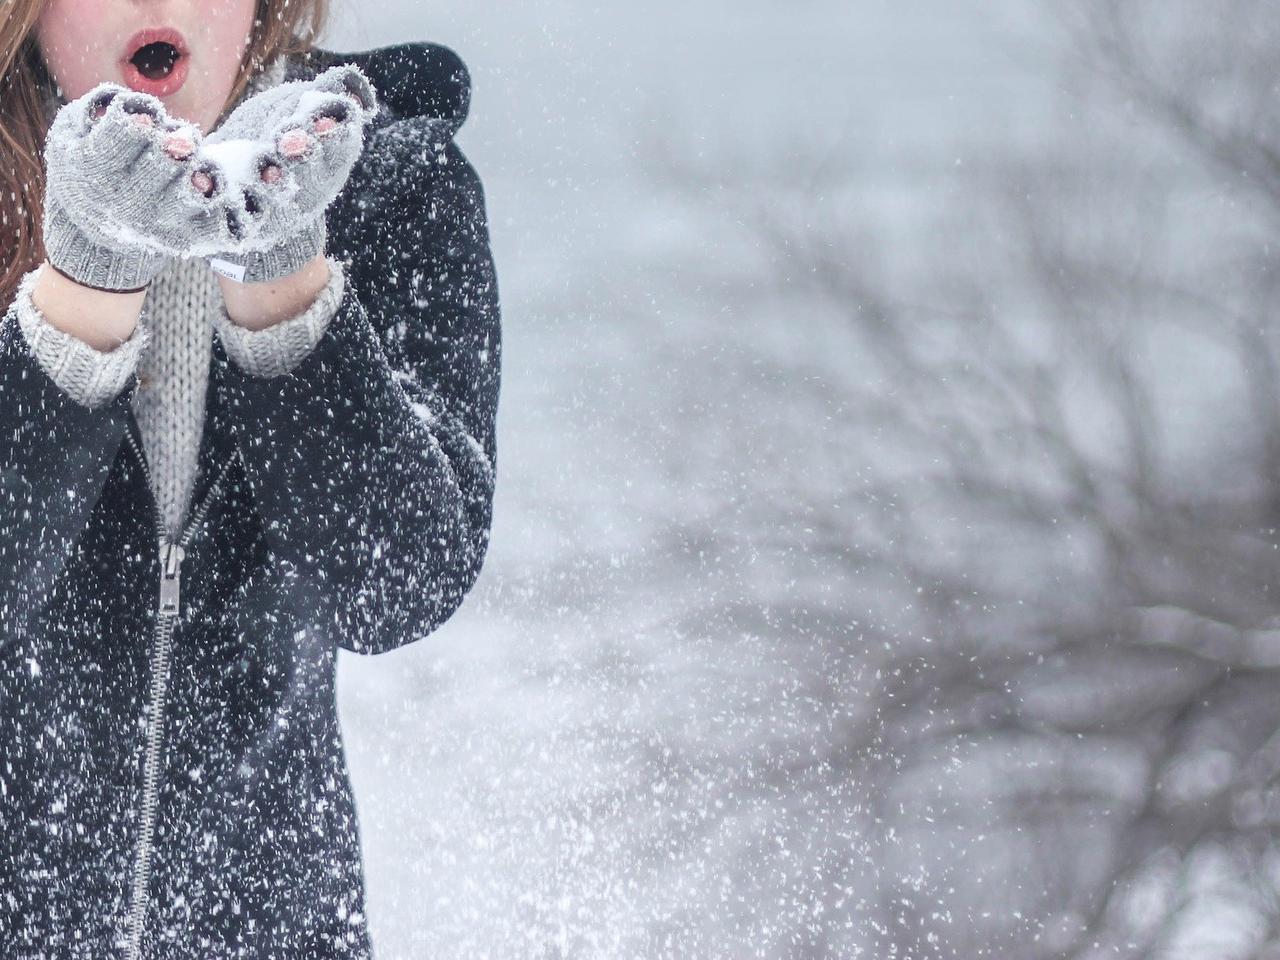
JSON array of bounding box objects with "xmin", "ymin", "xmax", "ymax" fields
[{"xmin": 0, "ymin": 40, "xmax": 501, "ymax": 959}]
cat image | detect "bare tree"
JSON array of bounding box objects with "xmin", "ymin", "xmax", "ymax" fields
[{"xmin": 634, "ymin": 1, "xmax": 1280, "ymax": 956}]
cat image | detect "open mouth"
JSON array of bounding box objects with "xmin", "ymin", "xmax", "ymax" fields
[
  {"xmin": 121, "ymin": 28, "xmax": 189, "ymax": 97},
  {"xmin": 131, "ymin": 41, "xmax": 182, "ymax": 80}
]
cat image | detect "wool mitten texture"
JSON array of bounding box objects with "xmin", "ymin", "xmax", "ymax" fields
[
  {"xmin": 42, "ymin": 84, "xmax": 213, "ymax": 290},
  {"xmin": 193, "ymin": 64, "xmax": 379, "ymax": 283}
]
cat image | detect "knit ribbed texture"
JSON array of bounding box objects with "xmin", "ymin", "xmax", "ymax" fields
[
  {"xmin": 42, "ymin": 195, "xmax": 169, "ymax": 291},
  {"xmin": 132, "ymin": 257, "xmax": 219, "ymax": 540},
  {"xmin": 13, "ymin": 254, "xmax": 343, "ymax": 539},
  {"xmin": 196, "ymin": 62, "xmax": 377, "ymax": 284},
  {"xmin": 41, "ymin": 85, "xmax": 212, "ymax": 291},
  {"xmin": 209, "ymin": 216, "xmax": 329, "ymax": 286},
  {"xmin": 13, "ymin": 265, "xmax": 151, "ymax": 405},
  {"xmin": 213, "ymin": 254, "xmax": 346, "ymax": 378}
]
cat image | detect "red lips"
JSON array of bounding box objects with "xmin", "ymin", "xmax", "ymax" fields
[{"xmin": 120, "ymin": 27, "xmax": 190, "ymax": 98}]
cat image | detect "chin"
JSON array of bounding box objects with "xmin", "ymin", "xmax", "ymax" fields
[{"xmin": 163, "ymin": 98, "xmax": 212, "ymax": 131}]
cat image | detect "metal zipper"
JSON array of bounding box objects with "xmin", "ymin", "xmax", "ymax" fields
[{"xmin": 121, "ymin": 423, "xmax": 237, "ymax": 960}]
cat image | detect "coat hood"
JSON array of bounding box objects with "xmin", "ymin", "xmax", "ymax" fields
[{"xmin": 286, "ymin": 41, "xmax": 472, "ymax": 143}]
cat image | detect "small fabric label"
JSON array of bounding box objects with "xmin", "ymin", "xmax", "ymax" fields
[{"xmin": 207, "ymin": 257, "xmax": 247, "ymax": 283}]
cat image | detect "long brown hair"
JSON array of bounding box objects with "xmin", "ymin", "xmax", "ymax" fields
[{"xmin": 0, "ymin": 0, "xmax": 330, "ymax": 309}]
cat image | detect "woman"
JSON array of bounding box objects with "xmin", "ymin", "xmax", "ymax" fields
[{"xmin": 0, "ymin": 0, "xmax": 501, "ymax": 956}]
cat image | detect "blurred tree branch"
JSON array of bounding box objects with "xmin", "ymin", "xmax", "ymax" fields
[{"xmin": 632, "ymin": 1, "xmax": 1280, "ymax": 956}]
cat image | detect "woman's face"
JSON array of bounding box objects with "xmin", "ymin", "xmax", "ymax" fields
[{"xmin": 35, "ymin": 0, "xmax": 257, "ymax": 132}]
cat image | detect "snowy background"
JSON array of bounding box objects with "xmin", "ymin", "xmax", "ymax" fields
[{"xmin": 326, "ymin": 2, "xmax": 1280, "ymax": 957}]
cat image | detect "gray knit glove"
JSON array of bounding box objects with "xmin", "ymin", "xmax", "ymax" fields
[
  {"xmin": 191, "ymin": 64, "xmax": 379, "ymax": 285},
  {"xmin": 42, "ymin": 83, "xmax": 213, "ymax": 292}
]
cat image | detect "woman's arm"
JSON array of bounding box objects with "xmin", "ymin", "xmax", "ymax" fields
[
  {"xmin": 215, "ymin": 136, "xmax": 501, "ymax": 655},
  {"xmin": 216, "ymin": 252, "xmax": 332, "ymax": 332},
  {"xmin": 31, "ymin": 260, "xmax": 146, "ymax": 349},
  {"xmin": 23, "ymin": 261, "xmax": 151, "ymax": 409}
]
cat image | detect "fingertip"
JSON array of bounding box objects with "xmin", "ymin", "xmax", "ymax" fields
[
  {"xmin": 318, "ymin": 63, "xmax": 377, "ymax": 114},
  {"xmin": 191, "ymin": 168, "xmax": 217, "ymax": 198},
  {"xmin": 164, "ymin": 132, "xmax": 195, "ymax": 160},
  {"xmin": 278, "ymin": 128, "xmax": 312, "ymax": 159},
  {"xmin": 86, "ymin": 88, "xmax": 120, "ymax": 123}
]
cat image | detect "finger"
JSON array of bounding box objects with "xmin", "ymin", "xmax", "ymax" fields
[
  {"xmin": 164, "ymin": 131, "xmax": 197, "ymax": 160},
  {"xmin": 83, "ymin": 92, "xmax": 168, "ymax": 166},
  {"xmin": 272, "ymin": 86, "xmax": 370, "ymax": 144},
  {"xmin": 259, "ymin": 159, "xmax": 284, "ymax": 185},
  {"xmin": 277, "ymin": 128, "xmax": 313, "ymax": 159},
  {"xmin": 116, "ymin": 91, "xmax": 169, "ymax": 126},
  {"xmin": 183, "ymin": 159, "xmax": 229, "ymax": 212},
  {"xmin": 313, "ymin": 64, "xmax": 378, "ymax": 116},
  {"xmin": 79, "ymin": 82, "xmax": 130, "ymax": 125},
  {"xmin": 301, "ymin": 92, "xmax": 358, "ymax": 137},
  {"xmin": 233, "ymin": 148, "xmax": 296, "ymax": 223},
  {"xmin": 190, "ymin": 168, "xmax": 218, "ymax": 198}
]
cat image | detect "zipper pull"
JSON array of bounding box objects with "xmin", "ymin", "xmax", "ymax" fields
[{"xmin": 159, "ymin": 542, "xmax": 186, "ymax": 616}]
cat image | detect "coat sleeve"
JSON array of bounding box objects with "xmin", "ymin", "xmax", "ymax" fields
[
  {"xmin": 0, "ymin": 270, "xmax": 142, "ymax": 644},
  {"xmin": 215, "ymin": 125, "xmax": 502, "ymax": 656}
]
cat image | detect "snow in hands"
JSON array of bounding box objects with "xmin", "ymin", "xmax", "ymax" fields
[
  {"xmin": 42, "ymin": 64, "xmax": 379, "ymax": 276},
  {"xmin": 193, "ymin": 64, "xmax": 378, "ymax": 284}
]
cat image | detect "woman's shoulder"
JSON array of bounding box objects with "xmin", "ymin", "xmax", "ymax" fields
[{"xmin": 285, "ymin": 41, "xmax": 472, "ymax": 142}]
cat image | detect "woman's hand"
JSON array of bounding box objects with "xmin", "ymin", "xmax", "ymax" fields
[
  {"xmin": 41, "ymin": 83, "xmax": 214, "ymax": 292},
  {"xmin": 189, "ymin": 64, "xmax": 380, "ymax": 285}
]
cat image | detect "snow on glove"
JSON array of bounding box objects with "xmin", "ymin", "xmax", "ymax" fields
[
  {"xmin": 42, "ymin": 83, "xmax": 216, "ymax": 292},
  {"xmin": 191, "ymin": 64, "xmax": 379, "ymax": 285}
]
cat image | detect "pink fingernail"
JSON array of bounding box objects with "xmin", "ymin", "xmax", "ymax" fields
[
  {"xmin": 164, "ymin": 134, "xmax": 194, "ymax": 160},
  {"xmin": 313, "ymin": 116, "xmax": 338, "ymax": 136},
  {"xmin": 278, "ymin": 129, "xmax": 311, "ymax": 158},
  {"xmin": 261, "ymin": 163, "xmax": 283, "ymax": 184},
  {"xmin": 191, "ymin": 170, "xmax": 214, "ymax": 196},
  {"xmin": 132, "ymin": 114, "xmax": 155, "ymax": 128}
]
